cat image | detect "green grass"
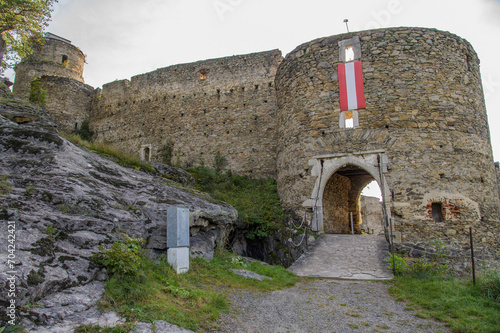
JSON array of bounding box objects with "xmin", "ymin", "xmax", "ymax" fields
[
  {"xmin": 74, "ymin": 323, "xmax": 134, "ymax": 333},
  {"xmin": 188, "ymin": 166, "xmax": 284, "ymax": 239},
  {"xmin": 0, "ymin": 175, "xmax": 12, "ymax": 196},
  {"xmin": 389, "ymin": 275, "xmax": 500, "ymax": 333},
  {"xmin": 60, "ymin": 133, "xmax": 155, "ymax": 173},
  {"xmin": 97, "ymin": 251, "xmax": 298, "ymax": 332}
]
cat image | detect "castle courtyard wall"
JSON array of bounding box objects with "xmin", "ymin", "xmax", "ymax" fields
[{"xmin": 90, "ymin": 50, "xmax": 282, "ymax": 178}]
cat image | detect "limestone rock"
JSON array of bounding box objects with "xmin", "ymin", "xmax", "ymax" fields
[{"xmin": 0, "ymin": 93, "xmax": 237, "ymax": 329}]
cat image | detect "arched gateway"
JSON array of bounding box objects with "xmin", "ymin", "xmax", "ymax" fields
[{"xmin": 308, "ymin": 152, "xmax": 391, "ymax": 234}]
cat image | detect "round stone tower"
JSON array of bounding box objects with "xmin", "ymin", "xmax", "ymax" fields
[
  {"xmin": 275, "ymin": 27, "xmax": 499, "ymax": 244},
  {"xmin": 13, "ymin": 33, "xmax": 94, "ymax": 132},
  {"xmin": 13, "ymin": 33, "xmax": 85, "ymax": 99}
]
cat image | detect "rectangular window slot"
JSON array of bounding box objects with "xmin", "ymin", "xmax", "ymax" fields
[
  {"xmin": 432, "ymin": 203, "xmax": 443, "ymax": 222},
  {"xmin": 345, "ymin": 45, "xmax": 355, "ymax": 62}
]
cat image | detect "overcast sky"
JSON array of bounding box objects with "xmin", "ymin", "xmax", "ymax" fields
[{"xmin": 10, "ymin": 0, "xmax": 500, "ymax": 164}]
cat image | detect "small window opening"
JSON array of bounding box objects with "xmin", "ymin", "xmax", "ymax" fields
[
  {"xmin": 345, "ymin": 45, "xmax": 355, "ymax": 62},
  {"xmin": 345, "ymin": 111, "xmax": 354, "ymax": 128},
  {"xmin": 144, "ymin": 147, "xmax": 150, "ymax": 162},
  {"xmin": 62, "ymin": 55, "xmax": 68, "ymax": 64},
  {"xmin": 432, "ymin": 203, "xmax": 443, "ymax": 223},
  {"xmin": 198, "ymin": 69, "xmax": 208, "ymax": 81},
  {"xmin": 74, "ymin": 122, "xmax": 78, "ymax": 130}
]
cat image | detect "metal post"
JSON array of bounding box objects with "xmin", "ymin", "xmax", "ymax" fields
[
  {"xmin": 469, "ymin": 227, "xmax": 476, "ymax": 285},
  {"xmin": 390, "ymin": 217, "xmax": 396, "ymax": 275},
  {"xmin": 350, "ymin": 212, "xmax": 354, "ymax": 234}
]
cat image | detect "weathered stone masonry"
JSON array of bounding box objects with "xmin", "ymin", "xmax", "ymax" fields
[
  {"xmin": 91, "ymin": 50, "xmax": 281, "ymax": 178},
  {"xmin": 13, "ymin": 28, "xmax": 500, "ymax": 261}
]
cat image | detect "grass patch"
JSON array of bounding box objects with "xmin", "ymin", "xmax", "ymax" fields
[
  {"xmin": 390, "ymin": 275, "xmax": 500, "ymax": 332},
  {"xmin": 0, "ymin": 175, "xmax": 12, "ymax": 196},
  {"xmin": 188, "ymin": 166, "xmax": 284, "ymax": 240},
  {"xmin": 97, "ymin": 249, "xmax": 298, "ymax": 331},
  {"xmin": 60, "ymin": 133, "xmax": 154, "ymax": 173},
  {"xmin": 74, "ymin": 323, "xmax": 134, "ymax": 333}
]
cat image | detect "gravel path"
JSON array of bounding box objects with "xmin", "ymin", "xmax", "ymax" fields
[{"xmin": 212, "ymin": 279, "xmax": 450, "ymax": 333}]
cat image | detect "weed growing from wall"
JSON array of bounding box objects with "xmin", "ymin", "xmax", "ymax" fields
[
  {"xmin": 28, "ymin": 78, "xmax": 47, "ymax": 106},
  {"xmin": 158, "ymin": 141, "xmax": 174, "ymax": 165}
]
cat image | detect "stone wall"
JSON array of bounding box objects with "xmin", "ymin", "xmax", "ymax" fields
[
  {"xmin": 13, "ymin": 36, "xmax": 85, "ymax": 100},
  {"xmin": 275, "ymin": 27, "xmax": 499, "ymax": 251},
  {"xmin": 360, "ymin": 196, "xmax": 383, "ymax": 235},
  {"xmin": 12, "ymin": 27, "xmax": 499, "ymax": 262},
  {"xmin": 323, "ymin": 173, "xmax": 351, "ymax": 233},
  {"xmin": 90, "ymin": 50, "xmax": 282, "ymax": 178},
  {"xmin": 38, "ymin": 76, "xmax": 95, "ymax": 132}
]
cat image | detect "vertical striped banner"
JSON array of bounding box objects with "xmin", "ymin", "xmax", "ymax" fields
[{"xmin": 338, "ymin": 61, "xmax": 365, "ymax": 111}]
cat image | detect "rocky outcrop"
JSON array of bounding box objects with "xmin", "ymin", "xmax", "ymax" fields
[{"xmin": 0, "ymin": 90, "xmax": 237, "ymax": 329}]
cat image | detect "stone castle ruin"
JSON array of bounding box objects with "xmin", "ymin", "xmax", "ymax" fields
[{"xmin": 13, "ymin": 28, "xmax": 500, "ymax": 261}]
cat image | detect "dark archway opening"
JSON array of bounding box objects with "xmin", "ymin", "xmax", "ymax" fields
[{"xmin": 322, "ymin": 164, "xmax": 380, "ymax": 234}]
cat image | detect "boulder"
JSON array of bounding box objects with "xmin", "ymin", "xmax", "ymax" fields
[{"xmin": 0, "ymin": 92, "xmax": 238, "ymax": 329}]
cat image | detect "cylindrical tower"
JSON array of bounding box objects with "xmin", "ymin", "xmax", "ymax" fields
[
  {"xmin": 275, "ymin": 27, "xmax": 499, "ymax": 245},
  {"xmin": 13, "ymin": 33, "xmax": 94, "ymax": 132},
  {"xmin": 13, "ymin": 33, "xmax": 85, "ymax": 99}
]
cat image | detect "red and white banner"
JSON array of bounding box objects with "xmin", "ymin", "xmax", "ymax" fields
[{"xmin": 338, "ymin": 61, "xmax": 365, "ymax": 111}]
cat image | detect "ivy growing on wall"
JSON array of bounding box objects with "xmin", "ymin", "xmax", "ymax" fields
[{"xmin": 28, "ymin": 78, "xmax": 46, "ymax": 106}]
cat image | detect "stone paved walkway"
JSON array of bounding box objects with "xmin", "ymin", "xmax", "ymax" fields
[{"xmin": 288, "ymin": 234, "xmax": 393, "ymax": 280}]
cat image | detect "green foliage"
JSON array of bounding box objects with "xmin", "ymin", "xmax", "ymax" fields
[
  {"xmin": 73, "ymin": 119, "xmax": 94, "ymax": 142},
  {"xmin": 74, "ymin": 323, "xmax": 134, "ymax": 333},
  {"xmin": 213, "ymin": 151, "xmax": 227, "ymax": 173},
  {"xmin": 25, "ymin": 185, "xmax": 36, "ymax": 195},
  {"xmin": 386, "ymin": 253, "xmax": 407, "ymax": 276},
  {"xmin": 158, "ymin": 141, "xmax": 174, "ymax": 165},
  {"xmin": 390, "ymin": 275, "xmax": 500, "ymax": 332},
  {"xmin": 93, "ymin": 236, "xmax": 145, "ymax": 276},
  {"xmin": 28, "ymin": 77, "xmax": 46, "ymax": 106},
  {"xmin": 0, "ymin": 326, "xmax": 26, "ymax": 333},
  {"xmin": 188, "ymin": 166, "xmax": 284, "ymax": 240},
  {"xmin": 43, "ymin": 225, "xmax": 57, "ymax": 241},
  {"xmin": 430, "ymin": 236, "xmax": 447, "ymax": 261},
  {"xmin": 61, "ymin": 132, "xmax": 155, "ymax": 173},
  {"xmin": 100, "ymin": 252, "xmax": 298, "ymax": 331},
  {"xmin": 0, "ymin": 175, "xmax": 12, "ymax": 195},
  {"xmin": 406, "ymin": 259, "xmax": 448, "ymax": 278},
  {"xmin": 479, "ymin": 268, "xmax": 500, "ymax": 303},
  {"xmin": 387, "ymin": 250, "xmax": 448, "ymax": 278},
  {"xmin": 0, "ymin": 0, "xmax": 56, "ymax": 72}
]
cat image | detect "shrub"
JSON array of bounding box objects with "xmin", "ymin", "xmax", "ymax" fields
[
  {"xmin": 158, "ymin": 141, "xmax": 174, "ymax": 165},
  {"xmin": 29, "ymin": 78, "xmax": 47, "ymax": 106},
  {"xmin": 73, "ymin": 119, "xmax": 94, "ymax": 142},
  {"xmin": 479, "ymin": 269, "xmax": 500, "ymax": 302},
  {"xmin": 93, "ymin": 236, "xmax": 145, "ymax": 276},
  {"xmin": 213, "ymin": 151, "xmax": 227, "ymax": 173},
  {"xmin": 407, "ymin": 259, "xmax": 448, "ymax": 278},
  {"xmin": 0, "ymin": 175, "xmax": 12, "ymax": 196},
  {"xmin": 386, "ymin": 253, "xmax": 407, "ymax": 275}
]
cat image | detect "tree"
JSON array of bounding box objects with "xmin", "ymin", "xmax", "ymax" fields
[{"xmin": 0, "ymin": 0, "xmax": 57, "ymax": 74}]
